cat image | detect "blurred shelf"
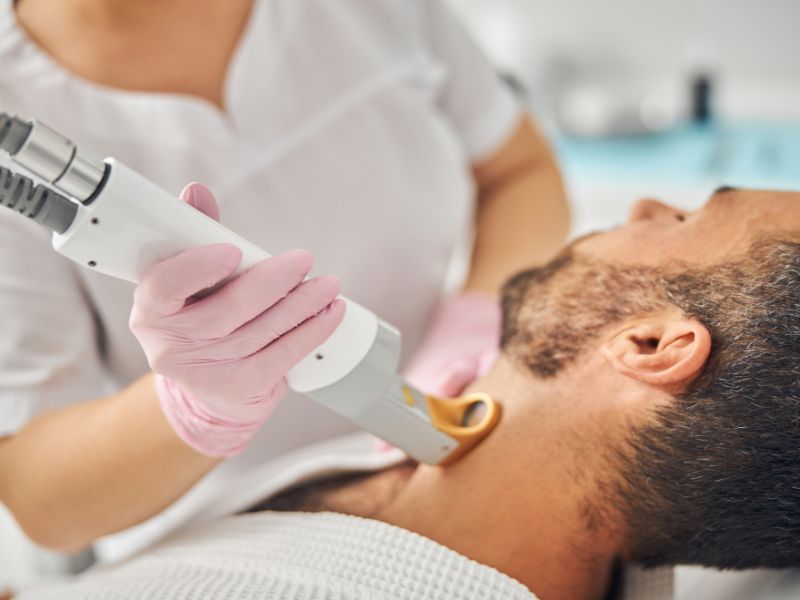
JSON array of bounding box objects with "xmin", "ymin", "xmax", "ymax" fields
[{"xmin": 554, "ymin": 120, "xmax": 800, "ymax": 189}]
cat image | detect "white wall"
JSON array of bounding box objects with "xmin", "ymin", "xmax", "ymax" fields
[
  {"xmin": 450, "ymin": 0, "xmax": 800, "ymax": 79},
  {"xmin": 449, "ymin": 0, "xmax": 800, "ymax": 119}
]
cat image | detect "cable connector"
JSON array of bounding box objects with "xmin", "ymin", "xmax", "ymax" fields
[{"xmin": 0, "ymin": 112, "xmax": 106, "ymax": 203}]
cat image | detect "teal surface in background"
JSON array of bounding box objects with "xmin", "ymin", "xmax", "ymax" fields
[{"xmin": 554, "ymin": 121, "xmax": 800, "ymax": 189}]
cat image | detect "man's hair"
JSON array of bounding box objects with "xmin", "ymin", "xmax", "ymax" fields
[{"xmin": 500, "ymin": 236, "xmax": 800, "ymax": 569}]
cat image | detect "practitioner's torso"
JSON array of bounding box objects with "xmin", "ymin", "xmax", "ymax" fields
[{"xmin": 0, "ymin": 0, "xmax": 475, "ymax": 560}]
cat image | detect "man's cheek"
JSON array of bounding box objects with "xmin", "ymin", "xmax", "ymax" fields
[{"xmin": 586, "ymin": 230, "xmax": 687, "ymax": 266}]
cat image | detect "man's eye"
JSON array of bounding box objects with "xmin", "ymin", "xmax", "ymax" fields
[{"xmin": 675, "ymin": 214, "xmax": 686, "ymax": 222}]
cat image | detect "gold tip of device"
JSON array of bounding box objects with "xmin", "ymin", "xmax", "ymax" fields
[{"xmin": 426, "ymin": 392, "xmax": 501, "ymax": 465}]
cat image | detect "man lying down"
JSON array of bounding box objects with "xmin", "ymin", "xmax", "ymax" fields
[{"xmin": 18, "ymin": 187, "xmax": 800, "ymax": 600}]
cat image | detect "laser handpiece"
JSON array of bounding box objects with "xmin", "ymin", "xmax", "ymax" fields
[{"xmin": 0, "ymin": 112, "xmax": 501, "ymax": 465}]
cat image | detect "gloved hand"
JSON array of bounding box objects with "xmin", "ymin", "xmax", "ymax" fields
[
  {"xmin": 129, "ymin": 183, "xmax": 345, "ymax": 457},
  {"xmin": 403, "ymin": 291, "xmax": 501, "ymax": 397}
]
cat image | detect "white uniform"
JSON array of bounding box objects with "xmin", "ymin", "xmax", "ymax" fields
[{"xmin": 0, "ymin": 0, "xmax": 519, "ymax": 561}]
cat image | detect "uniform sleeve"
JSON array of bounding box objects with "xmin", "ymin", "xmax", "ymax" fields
[
  {"xmin": 0, "ymin": 172, "xmax": 108, "ymax": 435},
  {"xmin": 423, "ymin": 0, "xmax": 521, "ymax": 162}
]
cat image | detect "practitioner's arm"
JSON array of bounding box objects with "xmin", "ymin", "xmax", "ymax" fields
[
  {"xmin": 405, "ymin": 115, "xmax": 570, "ymax": 397},
  {"xmin": 0, "ymin": 373, "xmax": 219, "ymax": 553},
  {"xmin": 465, "ymin": 114, "xmax": 570, "ymax": 294}
]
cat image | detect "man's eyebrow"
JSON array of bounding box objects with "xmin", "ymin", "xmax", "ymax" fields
[{"xmin": 712, "ymin": 185, "xmax": 739, "ymax": 195}]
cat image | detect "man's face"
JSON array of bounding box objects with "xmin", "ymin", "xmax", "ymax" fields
[
  {"xmin": 499, "ymin": 187, "xmax": 800, "ymax": 379},
  {"xmin": 500, "ymin": 187, "xmax": 800, "ymax": 570},
  {"xmin": 575, "ymin": 188, "xmax": 800, "ymax": 266}
]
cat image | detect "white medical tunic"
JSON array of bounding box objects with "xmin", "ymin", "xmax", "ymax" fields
[{"xmin": 0, "ymin": 0, "xmax": 519, "ymax": 560}]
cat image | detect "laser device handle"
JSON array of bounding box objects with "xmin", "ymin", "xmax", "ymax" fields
[{"xmin": 54, "ymin": 159, "xmax": 380, "ymax": 394}]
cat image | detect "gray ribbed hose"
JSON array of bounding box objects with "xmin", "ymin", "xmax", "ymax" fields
[
  {"xmin": 0, "ymin": 166, "xmax": 78, "ymax": 234},
  {"xmin": 0, "ymin": 114, "xmax": 78, "ymax": 233}
]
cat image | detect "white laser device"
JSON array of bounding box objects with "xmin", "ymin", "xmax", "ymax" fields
[{"xmin": 0, "ymin": 113, "xmax": 500, "ymax": 465}]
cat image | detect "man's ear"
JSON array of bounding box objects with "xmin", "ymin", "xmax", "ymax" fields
[{"xmin": 601, "ymin": 315, "xmax": 711, "ymax": 390}]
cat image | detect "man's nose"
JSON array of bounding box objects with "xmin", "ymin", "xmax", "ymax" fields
[{"xmin": 627, "ymin": 198, "xmax": 684, "ymax": 223}]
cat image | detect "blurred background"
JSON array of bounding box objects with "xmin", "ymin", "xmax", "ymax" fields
[
  {"xmin": 450, "ymin": 0, "xmax": 800, "ymax": 235},
  {"xmin": 2, "ymin": 0, "xmax": 799, "ymax": 596}
]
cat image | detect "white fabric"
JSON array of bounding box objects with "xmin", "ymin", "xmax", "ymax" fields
[
  {"xmin": 16, "ymin": 433, "xmax": 673, "ymax": 600},
  {"xmin": 0, "ymin": 0, "xmax": 519, "ymax": 561},
  {"xmin": 19, "ymin": 512, "xmax": 537, "ymax": 600},
  {"xmin": 623, "ymin": 565, "xmax": 673, "ymax": 600},
  {"xmin": 675, "ymin": 567, "xmax": 800, "ymax": 600}
]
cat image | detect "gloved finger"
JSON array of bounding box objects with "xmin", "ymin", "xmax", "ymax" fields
[
  {"xmin": 178, "ymin": 184, "xmax": 223, "ymax": 309},
  {"xmin": 476, "ymin": 346, "xmax": 500, "ymax": 377},
  {"xmin": 177, "ymin": 249, "xmax": 314, "ymax": 338},
  {"xmin": 133, "ymin": 243, "xmax": 243, "ymax": 318},
  {"xmin": 249, "ymin": 298, "xmax": 346, "ymax": 380},
  {"xmin": 434, "ymin": 357, "xmax": 479, "ymax": 398},
  {"xmin": 204, "ymin": 274, "xmax": 341, "ymax": 359},
  {"xmin": 180, "ymin": 182, "xmax": 220, "ymax": 221}
]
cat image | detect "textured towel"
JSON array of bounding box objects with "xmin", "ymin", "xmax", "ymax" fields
[{"xmin": 19, "ymin": 511, "xmax": 535, "ymax": 600}]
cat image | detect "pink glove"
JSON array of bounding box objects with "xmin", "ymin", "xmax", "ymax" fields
[
  {"xmin": 403, "ymin": 291, "xmax": 501, "ymax": 397},
  {"xmin": 129, "ymin": 183, "xmax": 345, "ymax": 457}
]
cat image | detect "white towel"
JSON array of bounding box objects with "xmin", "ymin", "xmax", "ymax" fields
[{"xmin": 20, "ymin": 511, "xmax": 535, "ymax": 600}]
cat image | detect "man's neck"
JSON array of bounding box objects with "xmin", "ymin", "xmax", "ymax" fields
[{"xmin": 376, "ymin": 358, "xmax": 620, "ymax": 600}]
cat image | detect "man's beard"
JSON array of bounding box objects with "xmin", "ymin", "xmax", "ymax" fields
[{"xmin": 499, "ymin": 243, "xmax": 667, "ymax": 378}]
